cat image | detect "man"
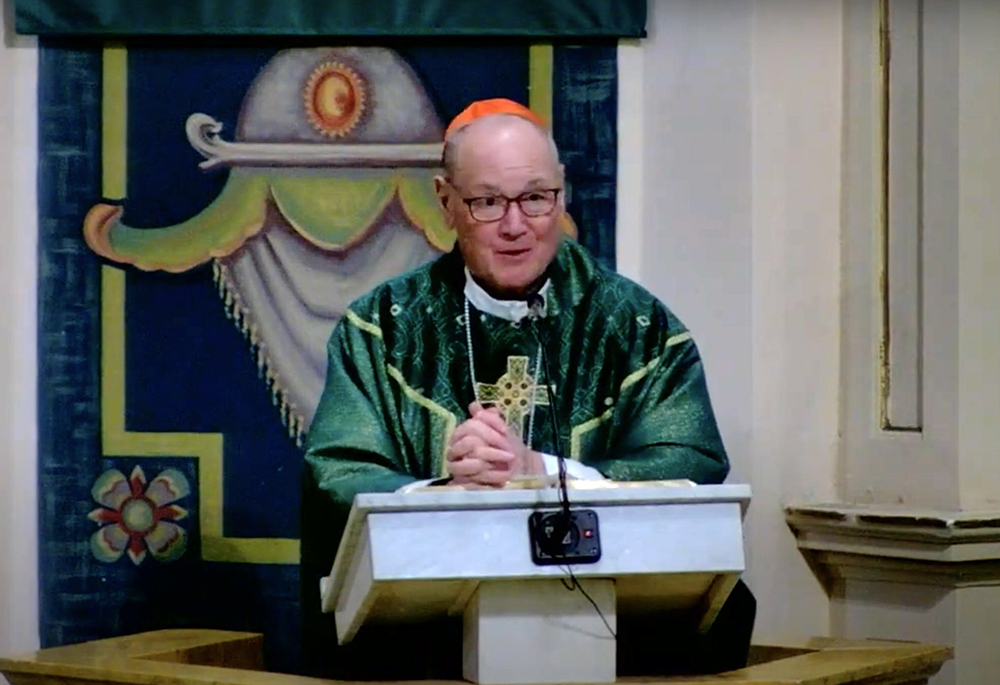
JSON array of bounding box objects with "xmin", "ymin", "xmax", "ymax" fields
[{"xmin": 300, "ymin": 98, "xmax": 751, "ymax": 679}]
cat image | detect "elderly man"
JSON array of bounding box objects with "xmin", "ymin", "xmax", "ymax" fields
[{"xmin": 301, "ymin": 99, "xmax": 750, "ymax": 679}]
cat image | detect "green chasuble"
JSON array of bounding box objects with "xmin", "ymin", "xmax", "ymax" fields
[{"xmin": 300, "ymin": 238, "xmax": 728, "ymax": 678}]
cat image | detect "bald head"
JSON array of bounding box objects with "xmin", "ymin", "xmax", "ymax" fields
[{"xmin": 441, "ymin": 113, "xmax": 561, "ymax": 183}]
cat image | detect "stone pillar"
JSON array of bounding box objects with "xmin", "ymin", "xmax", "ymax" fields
[{"xmin": 790, "ymin": 3, "xmax": 1000, "ymax": 684}]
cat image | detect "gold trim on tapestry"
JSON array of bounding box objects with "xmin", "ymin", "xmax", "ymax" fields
[
  {"xmin": 101, "ymin": 44, "xmax": 127, "ymax": 200},
  {"xmin": 529, "ymin": 44, "xmax": 554, "ymax": 126}
]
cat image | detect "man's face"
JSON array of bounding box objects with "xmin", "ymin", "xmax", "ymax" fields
[{"xmin": 437, "ymin": 116, "xmax": 565, "ymax": 299}]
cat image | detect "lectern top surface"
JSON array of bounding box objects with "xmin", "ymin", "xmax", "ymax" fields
[{"xmin": 353, "ymin": 482, "xmax": 751, "ymax": 515}]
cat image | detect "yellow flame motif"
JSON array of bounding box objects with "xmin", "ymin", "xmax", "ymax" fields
[{"xmin": 304, "ymin": 62, "xmax": 367, "ymax": 137}]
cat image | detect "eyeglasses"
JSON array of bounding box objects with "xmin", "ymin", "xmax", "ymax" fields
[{"xmin": 459, "ymin": 188, "xmax": 561, "ymax": 223}]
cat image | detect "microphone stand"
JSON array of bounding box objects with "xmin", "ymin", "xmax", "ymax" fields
[
  {"xmin": 525, "ymin": 295, "xmax": 571, "ymax": 522},
  {"xmin": 525, "ymin": 294, "xmax": 616, "ymax": 639}
]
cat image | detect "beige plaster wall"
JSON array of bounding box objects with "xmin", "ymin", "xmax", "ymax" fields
[{"xmin": 0, "ymin": 0, "xmax": 40, "ymax": 668}]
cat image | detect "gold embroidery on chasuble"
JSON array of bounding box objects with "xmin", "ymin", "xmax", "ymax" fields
[
  {"xmin": 345, "ymin": 311, "xmax": 457, "ymax": 478},
  {"xmin": 475, "ymin": 355, "xmax": 550, "ymax": 440}
]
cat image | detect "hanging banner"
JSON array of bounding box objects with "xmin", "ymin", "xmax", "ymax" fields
[{"xmin": 16, "ymin": 0, "xmax": 646, "ymax": 37}]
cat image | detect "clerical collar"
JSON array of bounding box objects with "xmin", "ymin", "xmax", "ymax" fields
[{"xmin": 463, "ymin": 268, "xmax": 550, "ymax": 322}]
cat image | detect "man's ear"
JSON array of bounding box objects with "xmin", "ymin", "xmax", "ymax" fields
[
  {"xmin": 434, "ymin": 175, "xmax": 449, "ymax": 208},
  {"xmin": 557, "ymin": 165, "xmax": 567, "ymax": 210}
]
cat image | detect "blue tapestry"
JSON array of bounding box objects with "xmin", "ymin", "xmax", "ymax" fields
[{"xmin": 37, "ymin": 39, "xmax": 617, "ymax": 674}]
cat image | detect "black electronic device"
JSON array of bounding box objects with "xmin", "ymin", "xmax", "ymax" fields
[{"xmin": 528, "ymin": 509, "xmax": 601, "ymax": 565}]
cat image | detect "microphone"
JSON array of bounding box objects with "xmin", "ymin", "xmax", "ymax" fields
[{"xmin": 526, "ymin": 292, "xmax": 545, "ymax": 321}]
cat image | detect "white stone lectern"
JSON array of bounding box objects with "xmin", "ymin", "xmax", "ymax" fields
[{"xmin": 320, "ymin": 482, "xmax": 750, "ymax": 685}]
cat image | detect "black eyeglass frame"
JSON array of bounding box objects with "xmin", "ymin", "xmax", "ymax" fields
[{"xmin": 459, "ymin": 188, "xmax": 563, "ymax": 223}]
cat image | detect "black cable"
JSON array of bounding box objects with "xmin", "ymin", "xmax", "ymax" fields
[
  {"xmin": 535, "ymin": 331, "xmax": 570, "ymax": 519},
  {"xmin": 560, "ymin": 566, "xmax": 617, "ymax": 639},
  {"xmin": 525, "ymin": 299, "xmax": 569, "ymax": 518},
  {"xmin": 526, "ymin": 304, "xmax": 614, "ymax": 640}
]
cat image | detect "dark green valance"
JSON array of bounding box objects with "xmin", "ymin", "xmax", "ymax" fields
[{"xmin": 15, "ymin": 0, "xmax": 646, "ymax": 37}]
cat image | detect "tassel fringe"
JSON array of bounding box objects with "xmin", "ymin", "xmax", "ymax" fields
[{"xmin": 213, "ymin": 260, "xmax": 307, "ymax": 445}]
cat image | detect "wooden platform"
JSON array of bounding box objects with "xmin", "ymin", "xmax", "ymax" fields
[{"xmin": 0, "ymin": 629, "xmax": 951, "ymax": 685}]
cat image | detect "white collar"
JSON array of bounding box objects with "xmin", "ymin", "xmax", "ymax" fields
[{"xmin": 463, "ymin": 268, "xmax": 550, "ymax": 322}]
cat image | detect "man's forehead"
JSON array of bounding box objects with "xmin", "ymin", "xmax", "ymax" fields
[
  {"xmin": 452, "ymin": 153, "xmax": 561, "ymax": 191},
  {"xmin": 455, "ymin": 112, "xmax": 549, "ymax": 149},
  {"xmin": 452, "ymin": 119, "xmax": 559, "ymax": 181},
  {"xmin": 462, "ymin": 176, "xmax": 557, "ymax": 194}
]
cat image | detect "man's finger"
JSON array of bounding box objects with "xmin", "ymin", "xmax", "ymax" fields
[
  {"xmin": 470, "ymin": 402, "xmax": 504, "ymax": 421},
  {"xmin": 468, "ymin": 468, "xmax": 512, "ymax": 487},
  {"xmin": 447, "ymin": 457, "xmax": 491, "ymax": 477},
  {"xmin": 452, "ymin": 415, "xmax": 508, "ymax": 449},
  {"xmin": 447, "ymin": 435, "xmax": 485, "ymax": 461},
  {"xmin": 448, "ymin": 445, "xmax": 513, "ymax": 469},
  {"xmin": 474, "ymin": 446, "xmax": 515, "ymax": 465},
  {"xmin": 473, "ymin": 407, "xmax": 511, "ymax": 436},
  {"xmin": 451, "ymin": 445, "xmax": 515, "ymax": 466}
]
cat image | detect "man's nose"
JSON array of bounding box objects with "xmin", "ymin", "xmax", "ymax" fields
[{"xmin": 498, "ymin": 201, "xmax": 529, "ymax": 238}]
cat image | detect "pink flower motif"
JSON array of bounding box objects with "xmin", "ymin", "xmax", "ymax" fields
[{"xmin": 88, "ymin": 466, "xmax": 190, "ymax": 565}]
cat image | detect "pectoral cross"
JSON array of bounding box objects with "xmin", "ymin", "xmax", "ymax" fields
[{"xmin": 475, "ymin": 355, "xmax": 550, "ymax": 440}]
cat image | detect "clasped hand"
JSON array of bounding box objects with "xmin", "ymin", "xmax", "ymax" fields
[{"xmin": 446, "ymin": 402, "xmax": 544, "ymax": 488}]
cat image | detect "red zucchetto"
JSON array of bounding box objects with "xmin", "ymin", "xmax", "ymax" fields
[{"xmin": 444, "ymin": 98, "xmax": 546, "ymax": 138}]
